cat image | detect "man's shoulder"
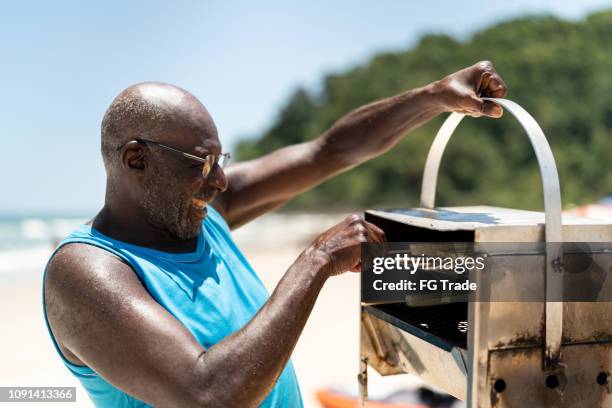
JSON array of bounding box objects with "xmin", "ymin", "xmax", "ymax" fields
[
  {"xmin": 46, "ymin": 242, "xmax": 128, "ymax": 283},
  {"xmin": 44, "ymin": 242, "xmax": 142, "ymax": 319}
]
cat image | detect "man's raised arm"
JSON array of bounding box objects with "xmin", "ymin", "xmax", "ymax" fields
[{"xmin": 215, "ymin": 61, "xmax": 507, "ymax": 228}]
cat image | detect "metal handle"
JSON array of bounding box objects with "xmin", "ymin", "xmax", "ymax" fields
[{"xmin": 419, "ymin": 98, "xmax": 564, "ymax": 368}]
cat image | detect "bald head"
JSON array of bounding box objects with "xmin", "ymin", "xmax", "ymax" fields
[
  {"xmin": 99, "ymin": 83, "xmax": 226, "ymax": 241},
  {"xmin": 101, "ymin": 82, "xmax": 217, "ymax": 175}
]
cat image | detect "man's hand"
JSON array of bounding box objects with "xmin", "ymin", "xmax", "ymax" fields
[
  {"xmin": 432, "ymin": 60, "xmax": 508, "ymax": 118},
  {"xmin": 310, "ymin": 215, "xmax": 385, "ymax": 277}
]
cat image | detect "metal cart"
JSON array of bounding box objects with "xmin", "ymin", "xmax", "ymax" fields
[{"xmin": 359, "ymin": 99, "xmax": 612, "ymax": 407}]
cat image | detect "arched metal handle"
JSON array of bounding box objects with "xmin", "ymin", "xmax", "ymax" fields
[
  {"xmin": 420, "ymin": 98, "xmax": 562, "ymax": 243},
  {"xmin": 419, "ymin": 98, "xmax": 564, "ymax": 368}
]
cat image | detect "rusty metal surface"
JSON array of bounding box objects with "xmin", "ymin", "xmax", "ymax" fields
[
  {"xmin": 476, "ymin": 254, "xmax": 612, "ymax": 348},
  {"xmin": 564, "ymin": 302, "xmax": 612, "ymax": 344},
  {"xmin": 487, "ymin": 302, "xmax": 544, "ymax": 350},
  {"xmin": 486, "ymin": 343, "xmax": 612, "ymax": 408},
  {"xmin": 362, "ymin": 184, "xmax": 612, "ymax": 406},
  {"xmin": 479, "ymin": 255, "xmax": 545, "ymax": 351},
  {"xmin": 361, "ymin": 310, "xmax": 468, "ymax": 400},
  {"xmin": 360, "ymin": 312, "xmax": 404, "ymax": 376}
]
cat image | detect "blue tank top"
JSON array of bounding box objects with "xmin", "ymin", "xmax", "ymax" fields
[{"xmin": 42, "ymin": 207, "xmax": 303, "ymax": 407}]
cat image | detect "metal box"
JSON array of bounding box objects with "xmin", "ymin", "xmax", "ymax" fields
[{"xmin": 359, "ymin": 99, "xmax": 612, "ymax": 407}]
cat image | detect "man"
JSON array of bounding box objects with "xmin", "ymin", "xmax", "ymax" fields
[{"xmin": 43, "ymin": 61, "xmax": 507, "ymax": 407}]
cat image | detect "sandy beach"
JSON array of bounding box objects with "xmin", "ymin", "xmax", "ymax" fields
[{"xmin": 0, "ymin": 213, "xmax": 423, "ymax": 408}]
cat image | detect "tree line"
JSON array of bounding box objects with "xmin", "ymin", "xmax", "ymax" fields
[{"xmin": 236, "ymin": 10, "xmax": 612, "ymax": 212}]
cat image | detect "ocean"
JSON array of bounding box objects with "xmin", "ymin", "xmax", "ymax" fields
[{"xmin": 0, "ymin": 213, "xmax": 90, "ymax": 281}]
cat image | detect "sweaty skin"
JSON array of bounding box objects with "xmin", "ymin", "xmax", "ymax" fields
[{"xmin": 45, "ymin": 61, "xmax": 507, "ymax": 407}]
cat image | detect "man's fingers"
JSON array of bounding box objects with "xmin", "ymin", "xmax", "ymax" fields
[
  {"xmin": 482, "ymin": 100, "xmax": 503, "ymax": 118},
  {"xmin": 462, "ymin": 95, "xmax": 485, "ymax": 117},
  {"xmin": 365, "ymin": 221, "xmax": 386, "ymax": 242},
  {"xmin": 477, "ymin": 69, "xmax": 506, "ymax": 117},
  {"xmin": 464, "ymin": 95, "xmax": 503, "ymax": 118},
  {"xmin": 483, "ymin": 75, "xmax": 508, "ymax": 99},
  {"xmin": 477, "ymin": 71, "xmax": 492, "ymax": 96},
  {"xmin": 474, "ymin": 60, "xmax": 508, "ymax": 101},
  {"xmin": 357, "ymin": 229, "xmax": 382, "ymax": 244},
  {"xmin": 350, "ymin": 218, "xmax": 385, "ymax": 243}
]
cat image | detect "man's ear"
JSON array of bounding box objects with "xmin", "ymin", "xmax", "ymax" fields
[{"xmin": 122, "ymin": 145, "xmax": 146, "ymax": 171}]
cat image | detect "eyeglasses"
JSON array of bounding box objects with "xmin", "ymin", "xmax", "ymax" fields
[{"xmin": 117, "ymin": 138, "xmax": 230, "ymax": 179}]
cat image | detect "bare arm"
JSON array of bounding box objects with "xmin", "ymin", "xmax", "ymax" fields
[
  {"xmin": 45, "ymin": 215, "xmax": 383, "ymax": 407},
  {"xmin": 215, "ymin": 61, "xmax": 507, "ymax": 228}
]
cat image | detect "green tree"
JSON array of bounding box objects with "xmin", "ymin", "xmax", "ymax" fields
[{"xmin": 236, "ymin": 11, "xmax": 612, "ymax": 212}]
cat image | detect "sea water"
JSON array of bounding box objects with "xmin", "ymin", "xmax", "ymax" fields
[{"xmin": 0, "ymin": 213, "xmax": 89, "ymax": 281}]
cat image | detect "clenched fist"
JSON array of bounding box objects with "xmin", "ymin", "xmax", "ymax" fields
[
  {"xmin": 310, "ymin": 214, "xmax": 385, "ymax": 278},
  {"xmin": 432, "ymin": 60, "xmax": 508, "ymax": 118}
]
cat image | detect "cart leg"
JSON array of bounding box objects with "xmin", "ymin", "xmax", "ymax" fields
[{"xmin": 358, "ymin": 356, "xmax": 368, "ymax": 406}]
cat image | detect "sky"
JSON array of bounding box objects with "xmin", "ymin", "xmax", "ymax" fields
[{"xmin": 1, "ymin": 0, "xmax": 611, "ymax": 214}]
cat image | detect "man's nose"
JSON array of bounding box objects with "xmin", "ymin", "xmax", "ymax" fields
[{"xmin": 208, "ymin": 164, "xmax": 228, "ymax": 192}]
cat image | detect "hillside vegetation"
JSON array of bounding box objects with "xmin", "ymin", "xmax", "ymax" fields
[{"xmin": 236, "ymin": 11, "xmax": 612, "ymax": 211}]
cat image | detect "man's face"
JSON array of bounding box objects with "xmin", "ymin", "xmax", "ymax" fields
[{"xmin": 139, "ymin": 141, "xmax": 226, "ymax": 241}]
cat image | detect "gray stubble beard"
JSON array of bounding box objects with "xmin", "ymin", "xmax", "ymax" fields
[{"xmin": 140, "ymin": 168, "xmax": 202, "ymax": 241}]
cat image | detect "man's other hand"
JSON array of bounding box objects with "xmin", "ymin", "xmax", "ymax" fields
[
  {"xmin": 310, "ymin": 215, "xmax": 385, "ymax": 277},
  {"xmin": 433, "ymin": 60, "xmax": 508, "ymax": 118}
]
